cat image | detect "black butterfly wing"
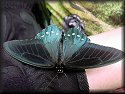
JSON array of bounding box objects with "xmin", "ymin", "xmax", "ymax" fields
[
  {"xmin": 65, "ymin": 43, "xmax": 124, "ymax": 69},
  {"xmin": 3, "ymin": 39, "xmax": 55, "ymax": 68},
  {"xmin": 3, "ymin": 25, "xmax": 62, "ymax": 68}
]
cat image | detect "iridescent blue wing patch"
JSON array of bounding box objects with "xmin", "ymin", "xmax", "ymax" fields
[
  {"xmin": 35, "ymin": 24, "xmax": 61, "ymax": 63},
  {"xmin": 3, "ymin": 24, "xmax": 124, "ymax": 70},
  {"xmin": 63, "ymin": 27, "xmax": 90, "ymax": 62},
  {"xmin": 3, "ymin": 25, "xmax": 62, "ymax": 68},
  {"xmin": 62, "ymin": 25, "xmax": 124, "ymax": 69}
]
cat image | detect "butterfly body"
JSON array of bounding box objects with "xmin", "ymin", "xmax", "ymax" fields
[
  {"xmin": 3, "ymin": 23, "xmax": 124, "ymax": 72},
  {"xmin": 3, "ymin": 22, "xmax": 124, "ymax": 93},
  {"xmin": 2, "ymin": 15, "xmax": 125, "ymax": 93}
]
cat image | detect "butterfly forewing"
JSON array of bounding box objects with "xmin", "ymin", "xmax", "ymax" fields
[
  {"xmin": 65, "ymin": 43, "xmax": 124, "ymax": 69},
  {"xmin": 3, "ymin": 39, "xmax": 55, "ymax": 68},
  {"xmin": 3, "ymin": 24, "xmax": 124, "ymax": 70},
  {"xmin": 3, "ymin": 25, "xmax": 62, "ymax": 68}
]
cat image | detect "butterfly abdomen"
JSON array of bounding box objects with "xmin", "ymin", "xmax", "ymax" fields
[{"xmin": 56, "ymin": 31, "xmax": 65, "ymax": 74}]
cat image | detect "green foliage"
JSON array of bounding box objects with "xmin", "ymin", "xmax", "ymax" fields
[
  {"xmin": 84, "ymin": 20, "xmax": 104, "ymax": 35},
  {"xmin": 86, "ymin": 1, "xmax": 124, "ymax": 27},
  {"xmin": 37, "ymin": 1, "xmax": 123, "ymax": 35}
]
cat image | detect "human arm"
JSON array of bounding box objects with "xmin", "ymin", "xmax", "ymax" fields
[{"xmin": 86, "ymin": 27, "xmax": 124, "ymax": 92}]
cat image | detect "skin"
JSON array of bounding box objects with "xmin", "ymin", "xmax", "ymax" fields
[{"xmin": 86, "ymin": 27, "xmax": 124, "ymax": 92}]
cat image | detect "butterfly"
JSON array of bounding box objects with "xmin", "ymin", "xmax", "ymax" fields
[{"xmin": 3, "ymin": 24, "xmax": 124, "ymax": 74}]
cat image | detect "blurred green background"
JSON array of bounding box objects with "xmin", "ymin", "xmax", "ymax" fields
[{"xmin": 32, "ymin": 0, "xmax": 124, "ymax": 36}]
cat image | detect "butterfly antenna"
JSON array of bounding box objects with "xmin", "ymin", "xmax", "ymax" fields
[
  {"xmin": 63, "ymin": 73, "xmax": 68, "ymax": 79},
  {"xmin": 44, "ymin": 74, "xmax": 58, "ymax": 92}
]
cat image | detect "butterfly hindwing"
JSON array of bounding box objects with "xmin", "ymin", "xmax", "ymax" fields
[
  {"xmin": 63, "ymin": 27, "xmax": 90, "ymax": 62},
  {"xmin": 3, "ymin": 24, "xmax": 124, "ymax": 70},
  {"xmin": 3, "ymin": 25, "xmax": 62, "ymax": 68},
  {"xmin": 35, "ymin": 25, "xmax": 62, "ymax": 63}
]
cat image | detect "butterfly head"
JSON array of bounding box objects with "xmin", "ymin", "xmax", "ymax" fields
[{"xmin": 55, "ymin": 63, "xmax": 65, "ymax": 74}]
